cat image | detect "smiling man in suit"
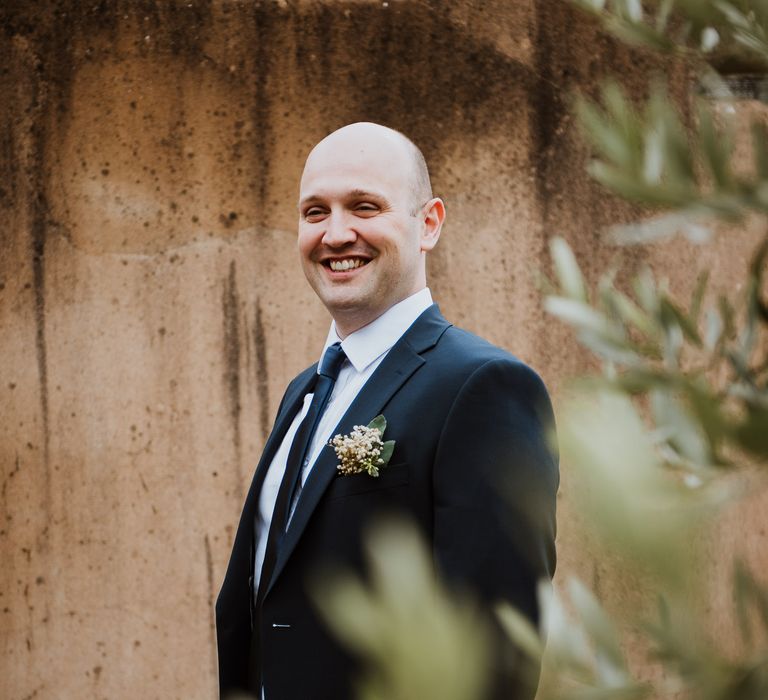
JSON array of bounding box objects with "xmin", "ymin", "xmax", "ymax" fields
[{"xmin": 215, "ymin": 122, "xmax": 559, "ymax": 700}]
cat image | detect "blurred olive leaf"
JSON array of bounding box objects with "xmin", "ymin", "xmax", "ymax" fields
[{"xmin": 313, "ymin": 520, "xmax": 491, "ymax": 700}]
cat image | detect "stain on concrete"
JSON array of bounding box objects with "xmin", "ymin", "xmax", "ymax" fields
[
  {"xmin": 250, "ymin": 4, "xmax": 275, "ymax": 215},
  {"xmin": 253, "ymin": 299, "xmax": 270, "ymax": 443},
  {"xmin": 0, "ymin": 117, "xmax": 16, "ymax": 211},
  {"xmin": 204, "ymin": 533, "xmax": 217, "ymax": 683},
  {"xmin": 221, "ymin": 259, "xmax": 243, "ymax": 496},
  {"xmin": 531, "ymin": 2, "xmax": 570, "ymax": 224},
  {"xmin": 29, "ymin": 116, "xmax": 51, "ymax": 520},
  {"xmin": 1, "ymin": 453, "xmax": 20, "ymax": 508},
  {"xmin": 19, "ymin": 683, "xmax": 42, "ymax": 700},
  {"xmin": 155, "ymin": 0, "xmax": 214, "ymax": 59},
  {"xmin": 287, "ymin": 1, "xmax": 536, "ymax": 172}
]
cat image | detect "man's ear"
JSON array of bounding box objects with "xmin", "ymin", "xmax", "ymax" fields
[{"xmin": 420, "ymin": 197, "xmax": 445, "ymax": 252}]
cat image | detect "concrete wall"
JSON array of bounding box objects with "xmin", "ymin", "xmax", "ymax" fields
[{"xmin": 1, "ymin": 1, "xmax": 765, "ymax": 698}]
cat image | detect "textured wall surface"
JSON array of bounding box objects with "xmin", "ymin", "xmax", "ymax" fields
[{"xmin": 1, "ymin": 1, "xmax": 766, "ymax": 699}]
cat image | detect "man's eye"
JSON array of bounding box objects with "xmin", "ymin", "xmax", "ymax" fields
[
  {"xmin": 305, "ymin": 208, "xmax": 326, "ymax": 219},
  {"xmin": 354, "ymin": 203, "xmax": 379, "ymax": 214}
]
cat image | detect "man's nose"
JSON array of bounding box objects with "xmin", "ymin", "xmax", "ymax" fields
[{"xmin": 321, "ymin": 212, "xmax": 357, "ymax": 247}]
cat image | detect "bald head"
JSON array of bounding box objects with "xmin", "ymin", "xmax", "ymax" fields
[
  {"xmin": 296, "ymin": 121, "xmax": 446, "ymax": 337},
  {"xmin": 303, "ymin": 122, "xmax": 432, "ymax": 213}
]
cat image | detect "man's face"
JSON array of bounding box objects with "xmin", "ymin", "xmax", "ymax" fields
[{"xmin": 298, "ymin": 130, "xmax": 427, "ymax": 336}]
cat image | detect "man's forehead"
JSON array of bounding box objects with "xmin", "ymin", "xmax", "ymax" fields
[
  {"xmin": 304, "ymin": 139, "xmax": 407, "ymax": 174},
  {"xmin": 304, "ymin": 124, "xmax": 412, "ymax": 170},
  {"xmin": 300, "ymin": 148, "xmax": 411, "ymax": 200},
  {"xmin": 298, "ymin": 124, "xmax": 419, "ymax": 206},
  {"xmin": 309, "ymin": 122, "xmax": 409, "ymax": 158}
]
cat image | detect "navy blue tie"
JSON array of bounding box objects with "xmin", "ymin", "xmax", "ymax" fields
[{"xmin": 256, "ymin": 342, "xmax": 347, "ymax": 604}]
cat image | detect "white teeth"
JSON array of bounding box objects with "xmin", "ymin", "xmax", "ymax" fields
[{"xmin": 329, "ymin": 258, "xmax": 365, "ymax": 271}]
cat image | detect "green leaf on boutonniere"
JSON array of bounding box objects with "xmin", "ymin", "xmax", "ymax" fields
[
  {"xmin": 368, "ymin": 414, "xmax": 387, "ymax": 434},
  {"xmin": 379, "ymin": 440, "xmax": 395, "ymax": 465},
  {"xmin": 368, "ymin": 415, "xmax": 394, "ymax": 467},
  {"xmin": 367, "ymin": 416, "xmax": 394, "ymax": 466}
]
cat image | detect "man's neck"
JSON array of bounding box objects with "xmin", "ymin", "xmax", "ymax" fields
[
  {"xmin": 332, "ymin": 289, "xmax": 429, "ymax": 340},
  {"xmin": 323, "ymin": 288, "xmax": 433, "ymax": 374}
]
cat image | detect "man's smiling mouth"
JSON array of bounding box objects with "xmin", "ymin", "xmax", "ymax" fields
[{"xmin": 325, "ymin": 257, "xmax": 370, "ymax": 272}]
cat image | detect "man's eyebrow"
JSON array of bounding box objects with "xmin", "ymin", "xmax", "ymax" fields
[
  {"xmin": 347, "ymin": 189, "xmax": 386, "ymax": 200},
  {"xmin": 299, "ymin": 189, "xmax": 387, "ymax": 207},
  {"xmin": 299, "ymin": 193, "xmax": 322, "ymax": 207}
]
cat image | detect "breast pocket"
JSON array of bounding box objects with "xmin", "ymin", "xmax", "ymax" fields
[{"xmin": 324, "ymin": 463, "xmax": 410, "ymax": 500}]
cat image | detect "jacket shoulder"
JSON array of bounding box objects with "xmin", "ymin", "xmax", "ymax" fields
[{"xmin": 435, "ymin": 325, "xmax": 544, "ymax": 379}]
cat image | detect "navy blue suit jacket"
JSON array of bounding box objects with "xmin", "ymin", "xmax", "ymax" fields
[{"xmin": 216, "ymin": 304, "xmax": 558, "ymax": 699}]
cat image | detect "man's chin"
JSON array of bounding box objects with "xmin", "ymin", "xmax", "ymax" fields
[
  {"xmin": 324, "ymin": 295, "xmax": 372, "ymax": 314},
  {"xmin": 320, "ymin": 293, "xmax": 384, "ymax": 330},
  {"xmin": 313, "ymin": 278, "xmax": 369, "ymax": 306}
]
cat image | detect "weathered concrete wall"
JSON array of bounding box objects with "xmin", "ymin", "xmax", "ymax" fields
[{"xmin": 1, "ymin": 1, "xmax": 765, "ymax": 698}]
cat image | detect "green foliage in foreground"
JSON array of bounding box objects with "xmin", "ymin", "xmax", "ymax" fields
[
  {"xmin": 572, "ymin": 0, "xmax": 768, "ymax": 66},
  {"xmin": 314, "ymin": 2, "xmax": 768, "ymax": 699},
  {"xmin": 315, "ymin": 522, "xmax": 491, "ymax": 700},
  {"xmin": 539, "ymin": 247, "xmax": 768, "ymax": 699}
]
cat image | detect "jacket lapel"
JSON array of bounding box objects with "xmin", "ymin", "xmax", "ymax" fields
[
  {"xmin": 243, "ymin": 367, "xmax": 316, "ymax": 517},
  {"xmin": 218, "ymin": 366, "xmax": 317, "ymax": 612},
  {"xmin": 266, "ymin": 304, "xmax": 451, "ymax": 595}
]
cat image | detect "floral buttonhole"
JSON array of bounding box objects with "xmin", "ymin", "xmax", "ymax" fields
[{"xmin": 329, "ymin": 414, "xmax": 396, "ymax": 478}]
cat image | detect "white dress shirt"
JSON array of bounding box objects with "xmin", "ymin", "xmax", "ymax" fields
[{"xmin": 252, "ymin": 287, "xmax": 433, "ymax": 592}]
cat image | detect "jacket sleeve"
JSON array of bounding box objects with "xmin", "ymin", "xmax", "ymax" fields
[{"xmin": 431, "ymin": 357, "xmax": 559, "ymax": 698}]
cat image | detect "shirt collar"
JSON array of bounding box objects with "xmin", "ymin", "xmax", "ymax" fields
[{"xmin": 320, "ymin": 288, "xmax": 433, "ymax": 373}]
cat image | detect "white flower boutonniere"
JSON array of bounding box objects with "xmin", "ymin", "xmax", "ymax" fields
[{"xmin": 329, "ymin": 415, "xmax": 396, "ymax": 478}]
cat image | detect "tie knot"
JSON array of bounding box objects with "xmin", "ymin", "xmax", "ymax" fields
[{"xmin": 319, "ymin": 342, "xmax": 346, "ymax": 380}]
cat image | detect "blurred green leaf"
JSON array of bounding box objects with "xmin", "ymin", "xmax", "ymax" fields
[
  {"xmin": 577, "ymin": 95, "xmax": 638, "ymax": 170},
  {"xmin": 496, "ymin": 601, "xmax": 544, "ymax": 662},
  {"xmin": 660, "ymin": 297, "xmax": 703, "ymax": 347},
  {"xmin": 691, "ymin": 271, "xmax": 710, "ymax": 324},
  {"xmin": 611, "ymin": 289, "xmax": 659, "ymax": 336},
  {"xmin": 753, "ymin": 122, "xmax": 768, "ymax": 181},
  {"xmin": 551, "ymin": 237, "xmax": 590, "ymax": 302},
  {"xmin": 610, "ymin": 212, "xmax": 713, "ymax": 245},
  {"xmin": 698, "ymin": 104, "xmax": 734, "ymax": 190},
  {"xmin": 559, "ymin": 390, "xmax": 711, "ymax": 586},
  {"xmin": 633, "ymin": 267, "xmax": 659, "ymax": 314},
  {"xmin": 650, "ymin": 390, "xmax": 712, "ymax": 465},
  {"xmin": 568, "ymin": 579, "xmax": 626, "ymax": 672},
  {"xmin": 536, "ymin": 579, "xmax": 651, "ymax": 700},
  {"xmin": 704, "ymin": 306, "xmax": 724, "ymax": 350},
  {"xmin": 314, "ymin": 521, "xmax": 490, "ymax": 700},
  {"xmin": 572, "ymin": 0, "xmax": 607, "ymax": 12},
  {"xmin": 683, "ymin": 379, "xmax": 730, "ymax": 460},
  {"xmin": 606, "ymin": 14, "xmax": 675, "ymax": 51},
  {"xmin": 716, "ymin": 2, "xmax": 752, "ymax": 31},
  {"xmin": 538, "ymin": 581, "xmax": 595, "ymax": 679},
  {"xmin": 733, "ymin": 406, "xmax": 768, "ymax": 456},
  {"xmin": 545, "ymin": 297, "xmax": 621, "ymax": 338},
  {"xmin": 580, "ymin": 329, "xmax": 643, "ymax": 364}
]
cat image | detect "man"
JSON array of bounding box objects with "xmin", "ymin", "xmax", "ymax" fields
[{"xmin": 216, "ymin": 122, "xmax": 558, "ymax": 699}]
